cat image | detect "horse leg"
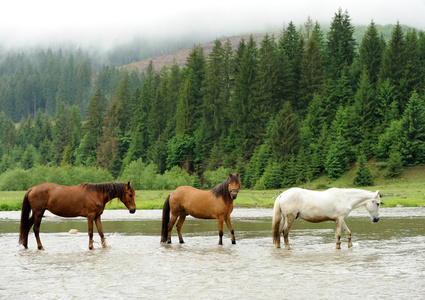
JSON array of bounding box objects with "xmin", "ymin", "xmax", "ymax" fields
[
  {"xmin": 23, "ymin": 215, "xmax": 35, "ymax": 249},
  {"xmin": 283, "ymin": 214, "xmax": 296, "ymax": 250},
  {"xmin": 225, "ymin": 216, "xmax": 236, "ymax": 244},
  {"xmin": 87, "ymin": 215, "xmax": 95, "ymax": 250},
  {"xmin": 33, "ymin": 212, "xmax": 45, "ymax": 250},
  {"xmin": 335, "ymin": 218, "xmax": 343, "ymax": 249},
  {"xmin": 94, "ymin": 215, "xmax": 106, "ymax": 247},
  {"xmin": 342, "ymin": 220, "xmax": 353, "ymax": 248},
  {"xmin": 176, "ymin": 213, "xmax": 186, "ymax": 244},
  {"xmin": 217, "ymin": 216, "xmax": 224, "ymax": 245},
  {"xmin": 167, "ymin": 214, "xmax": 179, "ymax": 244}
]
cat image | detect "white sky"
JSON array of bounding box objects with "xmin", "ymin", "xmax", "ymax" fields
[{"xmin": 1, "ymin": 0, "xmax": 424, "ymax": 49}]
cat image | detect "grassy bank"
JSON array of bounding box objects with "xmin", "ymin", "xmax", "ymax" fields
[
  {"xmin": 1, "ymin": 163, "xmax": 425, "ymax": 211},
  {"xmin": 1, "ymin": 185, "xmax": 424, "ymax": 211}
]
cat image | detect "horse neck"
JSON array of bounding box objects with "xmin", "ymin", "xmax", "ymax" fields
[{"xmin": 344, "ymin": 189, "xmax": 373, "ymax": 209}]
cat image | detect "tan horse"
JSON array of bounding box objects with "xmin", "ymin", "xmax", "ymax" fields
[
  {"xmin": 161, "ymin": 172, "xmax": 241, "ymax": 245},
  {"xmin": 19, "ymin": 182, "xmax": 136, "ymax": 250}
]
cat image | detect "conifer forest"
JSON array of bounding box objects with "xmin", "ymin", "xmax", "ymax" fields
[{"xmin": 1, "ymin": 9, "xmax": 425, "ymax": 190}]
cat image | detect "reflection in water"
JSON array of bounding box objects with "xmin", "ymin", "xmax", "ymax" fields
[{"xmin": 0, "ymin": 208, "xmax": 425, "ymax": 299}]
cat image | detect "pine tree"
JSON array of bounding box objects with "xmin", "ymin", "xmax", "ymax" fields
[
  {"xmin": 379, "ymin": 22, "xmax": 407, "ymax": 108},
  {"xmin": 359, "ymin": 20, "xmax": 385, "ymax": 86},
  {"xmin": 386, "ymin": 150, "xmax": 403, "ymax": 178},
  {"xmin": 299, "ymin": 34, "xmax": 326, "ymax": 116},
  {"xmin": 326, "ymin": 8, "xmax": 356, "ymax": 80},
  {"xmin": 353, "ymin": 153, "xmax": 373, "ymax": 186},
  {"xmin": 271, "ymin": 101, "xmax": 301, "ymax": 162},
  {"xmin": 398, "ymin": 92, "xmax": 425, "ymax": 166}
]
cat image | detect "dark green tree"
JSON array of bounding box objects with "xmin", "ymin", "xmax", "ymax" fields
[
  {"xmin": 359, "ymin": 20, "xmax": 385, "ymax": 86},
  {"xmin": 398, "ymin": 92, "xmax": 425, "ymax": 166},
  {"xmin": 353, "ymin": 152, "xmax": 373, "ymax": 186},
  {"xmin": 326, "ymin": 8, "xmax": 356, "ymax": 80}
]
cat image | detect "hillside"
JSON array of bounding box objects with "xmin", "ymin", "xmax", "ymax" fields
[
  {"xmin": 123, "ymin": 33, "xmax": 268, "ymax": 72},
  {"xmin": 122, "ymin": 23, "xmax": 410, "ymax": 72}
]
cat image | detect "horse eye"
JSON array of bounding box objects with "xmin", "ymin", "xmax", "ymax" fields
[{"xmin": 129, "ymin": 194, "xmax": 133, "ymax": 198}]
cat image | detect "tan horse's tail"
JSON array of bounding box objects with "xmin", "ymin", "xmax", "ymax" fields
[
  {"xmin": 19, "ymin": 189, "xmax": 32, "ymax": 246},
  {"xmin": 272, "ymin": 199, "xmax": 283, "ymax": 248},
  {"xmin": 160, "ymin": 195, "xmax": 171, "ymax": 243}
]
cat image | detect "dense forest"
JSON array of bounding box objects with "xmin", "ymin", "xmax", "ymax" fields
[{"xmin": 1, "ymin": 9, "xmax": 425, "ymax": 190}]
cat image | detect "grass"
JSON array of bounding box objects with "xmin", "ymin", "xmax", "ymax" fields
[{"xmin": 1, "ymin": 162, "xmax": 425, "ymax": 211}]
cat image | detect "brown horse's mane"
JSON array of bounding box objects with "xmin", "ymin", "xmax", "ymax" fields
[
  {"xmin": 211, "ymin": 174, "xmax": 240, "ymax": 201},
  {"xmin": 82, "ymin": 182, "xmax": 128, "ymax": 201}
]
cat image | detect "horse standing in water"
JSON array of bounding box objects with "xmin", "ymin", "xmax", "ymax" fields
[
  {"xmin": 19, "ymin": 182, "xmax": 136, "ymax": 250},
  {"xmin": 161, "ymin": 172, "xmax": 241, "ymax": 245},
  {"xmin": 272, "ymin": 188, "xmax": 382, "ymax": 250}
]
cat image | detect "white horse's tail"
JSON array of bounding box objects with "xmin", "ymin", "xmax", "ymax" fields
[{"xmin": 272, "ymin": 199, "xmax": 284, "ymax": 248}]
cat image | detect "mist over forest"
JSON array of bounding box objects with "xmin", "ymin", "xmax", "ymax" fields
[{"xmin": 0, "ymin": 9, "xmax": 424, "ymax": 191}]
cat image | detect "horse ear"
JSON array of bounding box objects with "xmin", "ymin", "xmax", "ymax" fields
[
  {"xmin": 127, "ymin": 181, "xmax": 132, "ymax": 187},
  {"xmin": 236, "ymin": 172, "xmax": 240, "ymax": 177},
  {"xmin": 375, "ymin": 190, "xmax": 380, "ymax": 196},
  {"xmin": 228, "ymin": 171, "xmax": 232, "ymax": 177}
]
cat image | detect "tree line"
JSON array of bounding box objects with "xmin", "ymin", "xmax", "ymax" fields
[{"xmin": 1, "ymin": 9, "xmax": 425, "ymax": 190}]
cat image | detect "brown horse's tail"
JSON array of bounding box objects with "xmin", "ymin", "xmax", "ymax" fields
[
  {"xmin": 19, "ymin": 189, "xmax": 32, "ymax": 245},
  {"xmin": 160, "ymin": 195, "xmax": 171, "ymax": 243},
  {"xmin": 272, "ymin": 200, "xmax": 283, "ymax": 248}
]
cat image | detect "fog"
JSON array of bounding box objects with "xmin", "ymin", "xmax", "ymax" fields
[{"xmin": 1, "ymin": 0, "xmax": 424, "ymax": 52}]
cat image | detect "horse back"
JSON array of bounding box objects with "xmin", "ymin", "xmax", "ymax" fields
[
  {"xmin": 169, "ymin": 186, "xmax": 228, "ymax": 219},
  {"xmin": 277, "ymin": 188, "xmax": 348, "ymax": 222},
  {"xmin": 28, "ymin": 183, "xmax": 100, "ymax": 218}
]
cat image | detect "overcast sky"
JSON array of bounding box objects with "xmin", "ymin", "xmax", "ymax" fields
[{"xmin": 1, "ymin": 0, "xmax": 424, "ymax": 49}]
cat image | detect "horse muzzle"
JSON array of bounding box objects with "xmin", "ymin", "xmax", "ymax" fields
[
  {"xmin": 129, "ymin": 208, "xmax": 136, "ymax": 214},
  {"xmin": 230, "ymin": 190, "xmax": 238, "ymax": 200},
  {"xmin": 372, "ymin": 217, "xmax": 380, "ymax": 223}
]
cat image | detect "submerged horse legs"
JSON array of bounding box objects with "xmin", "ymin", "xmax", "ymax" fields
[
  {"xmin": 176, "ymin": 213, "xmax": 186, "ymax": 244},
  {"xmin": 34, "ymin": 212, "xmax": 45, "ymax": 250},
  {"xmin": 283, "ymin": 213, "xmax": 296, "ymax": 250},
  {"xmin": 167, "ymin": 214, "xmax": 179, "ymax": 244},
  {"xmin": 225, "ymin": 216, "xmax": 236, "ymax": 244},
  {"xmin": 334, "ymin": 218, "xmax": 353, "ymax": 249},
  {"xmin": 217, "ymin": 216, "xmax": 224, "ymax": 245},
  {"xmin": 94, "ymin": 215, "xmax": 106, "ymax": 247},
  {"xmin": 342, "ymin": 220, "xmax": 353, "ymax": 248}
]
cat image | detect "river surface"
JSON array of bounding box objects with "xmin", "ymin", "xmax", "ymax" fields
[{"xmin": 1, "ymin": 207, "xmax": 425, "ymax": 299}]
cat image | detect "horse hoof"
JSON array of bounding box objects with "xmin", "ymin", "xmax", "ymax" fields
[
  {"xmin": 232, "ymin": 240, "xmax": 236, "ymax": 245},
  {"xmin": 167, "ymin": 240, "xmax": 172, "ymax": 244},
  {"xmin": 179, "ymin": 240, "xmax": 185, "ymax": 244}
]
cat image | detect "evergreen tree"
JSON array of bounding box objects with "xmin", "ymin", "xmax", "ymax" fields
[
  {"xmin": 326, "ymin": 8, "xmax": 356, "ymax": 80},
  {"xmin": 386, "ymin": 150, "xmax": 403, "ymax": 178},
  {"xmin": 379, "ymin": 22, "xmax": 407, "ymax": 108},
  {"xmin": 359, "ymin": 20, "xmax": 385, "ymax": 86},
  {"xmin": 270, "ymin": 101, "xmax": 301, "ymax": 162},
  {"xmin": 231, "ymin": 35, "xmax": 259, "ymax": 157},
  {"xmin": 299, "ymin": 33, "xmax": 326, "ymax": 116},
  {"xmin": 398, "ymin": 92, "xmax": 425, "ymax": 166},
  {"xmin": 353, "ymin": 152, "xmax": 373, "ymax": 186}
]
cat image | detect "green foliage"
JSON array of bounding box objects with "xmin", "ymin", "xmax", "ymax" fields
[
  {"xmin": 1, "ymin": 11, "xmax": 425, "ymax": 187},
  {"xmin": 0, "ymin": 165, "xmax": 113, "ymax": 191},
  {"xmin": 386, "ymin": 151, "xmax": 403, "ymax": 178},
  {"xmin": 353, "ymin": 153, "xmax": 373, "ymax": 186}
]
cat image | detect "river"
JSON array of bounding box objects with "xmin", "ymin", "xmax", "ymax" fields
[{"xmin": 1, "ymin": 207, "xmax": 424, "ymax": 299}]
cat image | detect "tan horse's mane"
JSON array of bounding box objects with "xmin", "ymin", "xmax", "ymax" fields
[
  {"xmin": 82, "ymin": 182, "xmax": 129, "ymax": 200},
  {"xmin": 210, "ymin": 174, "xmax": 240, "ymax": 201}
]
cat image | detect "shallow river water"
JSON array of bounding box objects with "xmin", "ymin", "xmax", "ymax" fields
[{"xmin": 1, "ymin": 207, "xmax": 425, "ymax": 299}]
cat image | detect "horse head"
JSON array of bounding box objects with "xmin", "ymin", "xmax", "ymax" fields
[
  {"xmin": 227, "ymin": 172, "xmax": 241, "ymax": 200},
  {"xmin": 122, "ymin": 181, "xmax": 136, "ymax": 214},
  {"xmin": 365, "ymin": 190, "xmax": 382, "ymax": 223}
]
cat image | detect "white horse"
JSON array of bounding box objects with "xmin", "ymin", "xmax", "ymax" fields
[{"xmin": 272, "ymin": 187, "xmax": 382, "ymax": 250}]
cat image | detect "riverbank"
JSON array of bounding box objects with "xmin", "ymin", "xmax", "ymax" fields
[{"xmin": 1, "ymin": 184, "xmax": 424, "ymax": 211}]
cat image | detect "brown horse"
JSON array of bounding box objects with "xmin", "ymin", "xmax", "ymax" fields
[
  {"xmin": 19, "ymin": 181, "xmax": 136, "ymax": 250},
  {"xmin": 161, "ymin": 172, "xmax": 241, "ymax": 245}
]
